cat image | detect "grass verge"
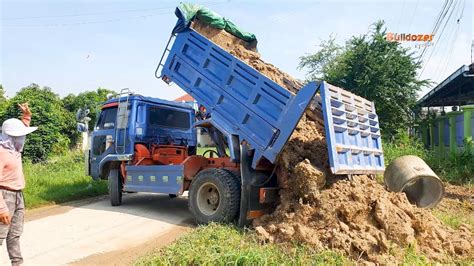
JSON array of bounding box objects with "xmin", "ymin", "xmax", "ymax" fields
[
  {"xmin": 383, "ymin": 132, "xmax": 473, "ymax": 185},
  {"xmin": 135, "ymin": 223, "xmax": 348, "ymax": 265},
  {"xmin": 23, "ymin": 150, "xmax": 107, "ymax": 209},
  {"xmin": 432, "ymin": 208, "xmax": 473, "ymax": 230},
  {"xmin": 431, "ymin": 193, "xmax": 474, "ymax": 231},
  {"xmin": 136, "ymin": 223, "xmax": 436, "ymax": 265}
]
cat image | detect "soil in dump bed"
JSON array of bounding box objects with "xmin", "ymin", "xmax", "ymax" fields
[{"xmin": 191, "ymin": 19, "xmax": 473, "ymax": 263}]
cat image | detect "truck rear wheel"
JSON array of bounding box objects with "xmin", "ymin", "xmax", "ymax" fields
[
  {"xmin": 108, "ymin": 169, "xmax": 123, "ymax": 206},
  {"xmin": 188, "ymin": 168, "xmax": 240, "ymax": 224}
]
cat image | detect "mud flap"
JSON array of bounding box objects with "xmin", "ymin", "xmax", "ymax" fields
[{"xmin": 237, "ymin": 144, "xmax": 278, "ymax": 227}]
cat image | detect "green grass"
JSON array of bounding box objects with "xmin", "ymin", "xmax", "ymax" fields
[
  {"xmin": 23, "ymin": 150, "xmax": 107, "ymax": 209},
  {"xmin": 383, "ymin": 132, "xmax": 473, "ymax": 185},
  {"xmin": 431, "ymin": 199, "xmax": 474, "ymax": 230},
  {"xmin": 383, "ymin": 132, "xmax": 431, "ymax": 167},
  {"xmin": 428, "ymin": 145, "xmax": 474, "ymax": 185},
  {"xmin": 401, "ymin": 244, "xmax": 429, "ymax": 265},
  {"xmin": 136, "ymin": 223, "xmax": 348, "ymax": 265},
  {"xmin": 136, "ymin": 224, "xmax": 436, "ymax": 265},
  {"xmin": 432, "ymin": 210, "xmax": 470, "ymax": 230}
]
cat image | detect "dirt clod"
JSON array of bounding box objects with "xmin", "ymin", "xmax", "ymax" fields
[
  {"xmin": 255, "ymin": 226, "xmax": 272, "ymax": 242},
  {"xmin": 191, "ymin": 19, "xmax": 473, "ymax": 263}
]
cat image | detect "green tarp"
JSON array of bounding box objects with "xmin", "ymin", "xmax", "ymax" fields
[{"xmin": 173, "ymin": 3, "xmax": 257, "ymax": 42}]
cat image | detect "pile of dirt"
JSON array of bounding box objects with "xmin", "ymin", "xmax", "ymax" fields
[
  {"xmin": 190, "ymin": 19, "xmax": 473, "ymax": 263},
  {"xmin": 191, "ymin": 20, "xmax": 258, "ymax": 52},
  {"xmin": 191, "ymin": 20, "xmax": 303, "ymax": 94},
  {"xmin": 254, "ymin": 175, "xmax": 473, "ymax": 263},
  {"xmin": 444, "ymin": 183, "xmax": 474, "ymax": 203}
]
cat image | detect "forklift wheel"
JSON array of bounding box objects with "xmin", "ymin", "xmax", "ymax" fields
[
  {"xmin": 188, "ymin": 168, "xmax": 240, "ymax": 224},
  {"xmin": 108, "ymin": 169, "xmax": 123, "ymax": 206}
]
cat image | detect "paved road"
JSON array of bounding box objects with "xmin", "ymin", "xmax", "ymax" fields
[{"xmin": 0, "ymin": 193, "xmax": 192, "ymax": 265}]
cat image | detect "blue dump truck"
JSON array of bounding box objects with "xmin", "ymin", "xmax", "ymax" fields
[{"xmin": 78, "ymin": 11, "xmax": 384, "ymax": 226}]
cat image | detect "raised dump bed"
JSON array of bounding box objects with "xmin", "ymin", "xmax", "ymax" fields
[
  {"xmin": 159, "ymin": 28, "xmax": 318, "ymax": 168},
  {"xmin": 158, "ymin": 25, "xmax": 384, "ymax": 174}
]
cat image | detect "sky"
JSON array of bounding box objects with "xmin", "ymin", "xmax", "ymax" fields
[{"xmin": 1, "ymin": 0, "xmax": 472, "ymax": 101}]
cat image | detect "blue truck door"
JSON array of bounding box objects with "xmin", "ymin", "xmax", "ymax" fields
[{"xmin": 90, "ymin": 107, "xmax": 118, "ymax": 179}]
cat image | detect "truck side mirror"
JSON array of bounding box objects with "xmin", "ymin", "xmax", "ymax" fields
[
  {"xmin": 77, "ymin": 123, "xmax": 88, "ymax": 133},
  {"xmin": 76, "ymin": 108, "xmax": 91, "ymax": 122},
  {"xmin": 76, "ymin": 108, "xmax": 83, "ymax": 121}
]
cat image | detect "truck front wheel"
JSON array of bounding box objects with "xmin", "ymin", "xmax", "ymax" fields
[
  {"xmin": 188, "ymin": 168, "xmax": 240, "ymax": 224},
  {"xmin": 108, "ymin": 169, "xmax": 123, "ymax": 206}
]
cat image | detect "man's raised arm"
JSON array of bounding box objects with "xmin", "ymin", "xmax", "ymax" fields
[{"xmin": 18, "ymin": 103, "xmax": 32, "ymax": 127}]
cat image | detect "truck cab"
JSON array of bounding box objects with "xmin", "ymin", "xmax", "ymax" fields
[
  {"xmin": 78, "ymin": 91, "xmax": 282, "ymax": 226},
  {"xmin": 86, "ymin": 94, "xmax": 196, "ymax": 181}
]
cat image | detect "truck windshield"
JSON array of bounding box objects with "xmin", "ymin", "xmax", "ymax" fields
[
  {"xmin": 149, "ymin": 107, "xmax": 190, "ymax": 130},
  {"xmin": 96, "ymin": 107, "xmax": 118, "ymax": 130}
]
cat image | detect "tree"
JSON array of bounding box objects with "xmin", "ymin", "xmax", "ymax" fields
[
  {"xmin": 0, "ymin": 84, "xmax": 74, "ymax": 162},
  {"xmin": 299, "ymin": 21, "xmax": 429, "ymax": 136},
  {"xmin": 0, "ymin": 85, "xmax": 7, "ymax": 117},
  {"xmin": 0, "ymin": 84, "xmax": 5, "ymax": 102}
]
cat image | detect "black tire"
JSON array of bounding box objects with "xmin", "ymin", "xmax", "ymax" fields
[
  {"xmin": 188, "ymin": 168, "xmax": 241, "ymax": 224},
  {"xmin": 221, "ymin": 169, "xmax": 241, "ymax": 183},
  {"xmin": 108, "ymin": 169, "xmax": 123, "ymax": 206},
  {"xmin": 221, "ymin": 169, "xmax": 242, "ymax": 195}
]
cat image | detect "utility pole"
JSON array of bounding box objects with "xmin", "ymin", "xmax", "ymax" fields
[{"xmin": 471, "ymin": 40, "xmax": 474, "ymax": 63}]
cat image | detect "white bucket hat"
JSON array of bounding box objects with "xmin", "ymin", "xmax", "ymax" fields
[{"xmin": 1, "ymin": 118, "xmax": 38, "ymax": 137}]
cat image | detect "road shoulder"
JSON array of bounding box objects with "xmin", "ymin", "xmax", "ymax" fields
[{"xmin": 71, "ymin": 224, "xmax": 191, "ymax": 265}]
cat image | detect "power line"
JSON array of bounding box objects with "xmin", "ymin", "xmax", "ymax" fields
[
  {"xmin": 2, "ymin": 1, "xmax": 227, "ymax": 21},
  {"xmin": 418, "ymin": 0, "xmax": 456, "ymax": 77},
  {"xmin": 396, "ymin": 0, "xmax": 407, "ymax": 33},
  {"xmin": 471, "ymin": 40, "xmax": 474, "ymax": 63},
  {"xmin": 3, "ymin": 2, "xmax": 229, "ymax": 28},
  {"xmin": 432, "ymin": 0, "xmax": 460, "ymax": 78},
  {"xmin": 417, "ymin": 0, "xmax": 450, "ymax": 62},
  {"xmin": 419, "ymin": 0, "xmax": 451, "ymax": 61},
  {"xmin": 436, "ymin": 0, "xmax": 459, "ymax": 41},
  {"xmin": 439, "ymin": 0, "xmax": 466, "ymax": 78},
  {"xmin": 2, "ymin": 6, "xmax": 175, "ymax": 21},
  {"xmin": 3, "ymin": 11, "xmax": 171, "ymax": 27},
  {"xmin": 407, "ymin": 0, "xmax": 420, "ymax": 32}
]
